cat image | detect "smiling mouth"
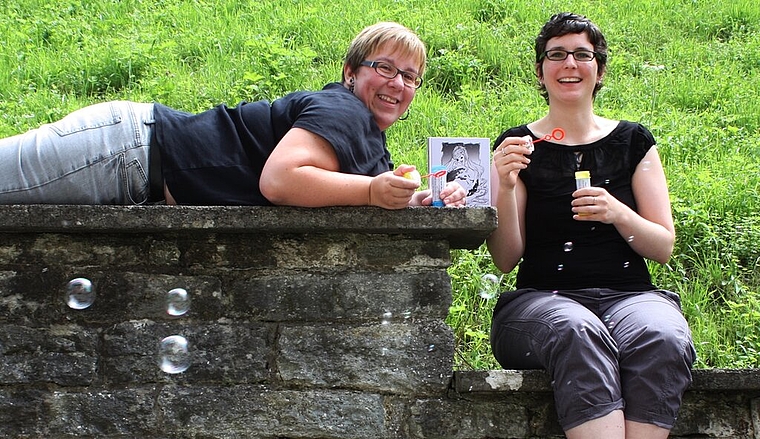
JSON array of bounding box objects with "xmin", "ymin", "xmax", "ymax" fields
[
  {"xmin": 558, "ymin": 78, "xmax": 582, "ymax": 83},
  {"xmin": 378, "ymin": 94, "xmax": 399, "ymax": 104}
]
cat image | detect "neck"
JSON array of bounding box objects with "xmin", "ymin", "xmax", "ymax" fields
[{"xmin": 533, "ymin": 101, "xmax": 605, "ymax": 145}]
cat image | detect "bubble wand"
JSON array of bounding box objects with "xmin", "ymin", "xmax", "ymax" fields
[
  {"xmin": 525, "ymin": 128, "xmax": 565, "ymax": 152},
  {"xmin": 420, "ymin": 169, "xmax": 447, "ymax": 179},
  {"xmin": 402, "ymin": 168, "xmax": 446, "ymax": 184}
]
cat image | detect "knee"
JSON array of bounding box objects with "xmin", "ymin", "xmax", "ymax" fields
[{"xmin": 618, "ymin": 322, "xmax": 694, "ymax": 366}]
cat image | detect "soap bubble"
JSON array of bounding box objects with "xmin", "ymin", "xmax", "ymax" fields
[
  {"xmin": 159, "ymin": 335, "xmax": 191, "ymax": 374},
  {"xmin": 166, "ymin": 288, "xmax": 190, "ymax": 317},
  {"xmin": 381, "ymin": 311, "xmax": 392, "ymax": 325},
  {"xmin": 479, "ymin": 273, "xmax": 500, "ymax": 299},
  {"xmin": 557, "ymin": 264, "xmax": 564, "ymax": 271},
  {"xmin": 563, "ymin": 242, "xmax": 574, "ymax": 252},
  {"xmin": 66, "ymin": 278, "xmax": 95, "ymax": 310}
]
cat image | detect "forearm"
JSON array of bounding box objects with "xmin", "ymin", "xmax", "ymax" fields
[
  {"xmin": 486, "ymin": 185, "xmax": 525, "ymax": 273},
  {"xmin": 261, "ymin": 166, "xmax": 373, "ymax": 207},
  {"xmin": 612, "ymin": 203, "xmax": 675, "ymax": 264}
]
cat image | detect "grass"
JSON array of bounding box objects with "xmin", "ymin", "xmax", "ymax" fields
[{"xmin": 1, "ymin": 0, "xmax": 758, "ymax": 369}]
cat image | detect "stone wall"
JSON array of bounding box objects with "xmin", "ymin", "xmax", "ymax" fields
[{"xmin": 0, "ymin": 205, "xmax": 757, "ymax": 439}]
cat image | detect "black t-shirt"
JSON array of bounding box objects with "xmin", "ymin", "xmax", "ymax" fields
[
  {"xmin": 153, "ymin": 83, "xmax": 392, "ymax": 205},
  {"xmin": 493, "ymin": 121, "xmax": 657, "ymax": 291}
]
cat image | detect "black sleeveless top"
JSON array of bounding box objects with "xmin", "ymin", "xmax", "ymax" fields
[{"xmin": 494, "ymin": 121, "xmax": 658, "ymax": 291}]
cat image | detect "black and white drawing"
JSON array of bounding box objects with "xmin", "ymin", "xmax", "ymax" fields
[{"xmin": 428, "ymin": 137, "xmax": 491, "ymax": 207}]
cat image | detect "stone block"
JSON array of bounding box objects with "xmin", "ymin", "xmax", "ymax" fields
[
  {"xmin": 228, "ymin": 270, "xmax": 452, "ymax": 321},
  {"xmin": 277, "ymin": 320, "xmax": 453, "ymax": 394},
  {"xmin": 0, "ymin": 324, "xmax": 98, "ymax": 386},
  {"xmin": 158, "ymin": 386, "xmax": 388, "ymax": 439},
  {"xmin": 101, "ymin": 321, "xmax": 271, "ymax": 385}
]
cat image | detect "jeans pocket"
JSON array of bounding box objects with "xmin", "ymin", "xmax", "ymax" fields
[
  {"xmin": 50, "ymin": 101, "xmax": 123, "ymax": 136},
  {"xmin": 123, "ymin": 155, "xmax": 149, "ymax": 204}
]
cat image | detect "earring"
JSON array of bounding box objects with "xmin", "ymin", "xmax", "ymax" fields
[{"xmin": 349, "ymin": 78, "xmax": 355, "ymax": 93}]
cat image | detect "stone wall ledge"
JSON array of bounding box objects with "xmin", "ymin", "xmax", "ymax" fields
[
  {"xmin": 451, "ymin": 369, "xmax": 760, "ymax": 439},
  {"xmin": 0, "ymin": 205, "xmax": 496, "ymax": 250},
  {"xmin": 454, "ymin": 368, "xmax": 760, "ymax": 393}
]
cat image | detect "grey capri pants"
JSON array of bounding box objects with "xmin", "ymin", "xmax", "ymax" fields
[
  {"xmin": 490, "ymin": 288, "xmax": 696, "ymax": 431},
  {"xmin": 0, "ymin": 101, "xmax": 158, "ymax": 204}
]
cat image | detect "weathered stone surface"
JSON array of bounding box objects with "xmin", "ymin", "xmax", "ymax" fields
[
  {"xmin": 101, "ymin": 320, "xmax": 271, "ymax": 385},
  {"xmin": 0, "ymin": 388, "xmax": 49, "ymax": 438},
  {"xmin": 0, "ymin": 324, "xmax": 98, "ymax": 386},
  {"xmin": 405, "ymin": 397, "xmax": 556, "ymax": 439},
  {"xmin": 230, "ymin": 269, "xmax": 452, "ymax": 321},
  {"xmin": 46, "ymin": 388, "xmax": 158, "ymax": 437},
  {"xmin": 278, "ymin": 320, "xmax": 454, "ymax": 394},
  {"xmin": 454, "ymin": 368, "xmax": 760, "ymax": 439},
  {"xmin": 158, "ymin": 386, "xmax": 388, "ymax": 439},
  {"xmin": 0, "ymin": 205, "xmax": 497, "ymax": 250},
  {"xmin": 1, "ymin": 206, "xmax": 757, "ymax": 438}
]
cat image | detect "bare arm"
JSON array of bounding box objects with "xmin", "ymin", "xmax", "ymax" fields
[
  {"xmin": 260, "ymin": 128, "xmax": 418, "ymax": 208},
  {"xmin": 486, "ymin": 137, "xmax": 532, "ymax": 273},
  {"xmin": 571, "ymin": 146, "xmax": 675, "ymax": 263}
]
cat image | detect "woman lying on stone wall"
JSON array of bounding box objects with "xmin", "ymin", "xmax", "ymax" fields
[{"xmin": 0, "ymin": 22, "xmax": 465, "ymax": 209}]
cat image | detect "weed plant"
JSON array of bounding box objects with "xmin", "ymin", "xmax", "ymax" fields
[{"xmin": 1, "ymin": 0, "xmax": 758, "ymax": 369}]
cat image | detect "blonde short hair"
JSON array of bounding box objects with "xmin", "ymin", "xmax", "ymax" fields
[{"xmin": 342, "ymin": 22, "xmax": 427, "ymax": 81}]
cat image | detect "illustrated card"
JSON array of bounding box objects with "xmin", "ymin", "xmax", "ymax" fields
[{"xmin": 427, "ymin": 137, "xmax": 491, "ymax": 207}]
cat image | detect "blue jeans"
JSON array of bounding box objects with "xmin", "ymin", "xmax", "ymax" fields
[{"xmin": 0, "ymin": 101, "xmax": 156, "ymax": 204}]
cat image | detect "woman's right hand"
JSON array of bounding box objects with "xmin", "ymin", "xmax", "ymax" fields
[
  {"xmin": 493, "ymin": 136, "xmax": 533, "ymax": 190},
  {"xmin": 368, "ymin": 168, "xmax": 419, "ymax": 209}
]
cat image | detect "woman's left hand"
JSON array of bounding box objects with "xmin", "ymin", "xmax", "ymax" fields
[
  {"xmin": 571, "ymin": 187, "xmax": 620, "ymax": 223},
  {"xmin": 411, "ymin": 181, "xmax": 467, "ymax": 207},
  {"xmin": 439, "ymin": 181, "xmax": 467, "ymax": 207}
]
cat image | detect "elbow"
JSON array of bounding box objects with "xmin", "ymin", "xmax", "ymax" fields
[
  {"xmin": 259, "ymin": 174, "xmax": 288, "ymax": 205},
  {"xmin": 653, "ymin": 234, "xmax": 675, "ymax": 265},
  {"xmin": 486, "ymin": 239, "xmax": 520, "ymax": 274}
]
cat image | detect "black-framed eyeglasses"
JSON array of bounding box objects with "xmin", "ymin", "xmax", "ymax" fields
[
  {"xmin": 541, "ymin": 49, "xmax": 598, "ymax": 62},
  {"xmin": 360, "ymin": 60, "xmax": 423, "ymax": 89}
]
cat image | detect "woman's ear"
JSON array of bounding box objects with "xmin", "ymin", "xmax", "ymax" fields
[
  {"xmin": 343, "ymin": 64, "xmax": 356, "ymax": 86},
  {"xmin": 535, "ymin": 62, "xmax": 544, "ymax": 84},
  {"xmin": 597, "ymin": 66, "xmax": 606, "ymax": 83}
]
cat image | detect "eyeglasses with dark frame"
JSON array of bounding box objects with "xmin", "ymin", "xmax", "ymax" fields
[
  {"xmin": 360, "ymin": 60, "xmax": 423, "ymax": 89},
  {"xmin": 541, "ymin": 49, "xmax": 598, "ymax": 62}
]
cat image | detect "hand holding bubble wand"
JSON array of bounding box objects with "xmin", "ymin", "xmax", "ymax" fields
[{"xmin": 525, "ymin": 128, "xmax": 565, "ymax": 152}]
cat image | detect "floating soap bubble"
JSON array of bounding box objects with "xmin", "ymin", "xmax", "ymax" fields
[
  {"xmin": 427, "ymin": 344, "xmax": 436, "ymax": 352},
  {"xmin": 563, "ymin": 242, "xmax": 574, "ymax": 252},
  {"xmin": 627, "ymin": 235, "xmax": 635, "ymax": 243},
  {"xmin": 557, "ymin": 264, "xmax": 564, "ymax": 271},
  {"xmin": 479, "ymin": 273, "xmax": 500, "ymax": 299},
  {"xmin": 166, "ymin": 288, "xmax": 190, "ymax": 317},
  {"xmin": 66, "ymin": 278, "xmax": 95, "ymax": 310},
  {"xmin": 159, "ymin": 335, "xmax": 191, "ymax": 374},
  {"xmin": 623, "ymin": 261, "xmax": 631, "ymax": 269},
  {"xmin": 381, "ymin": 311, "xmax": 392, "ymax": 325}
]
